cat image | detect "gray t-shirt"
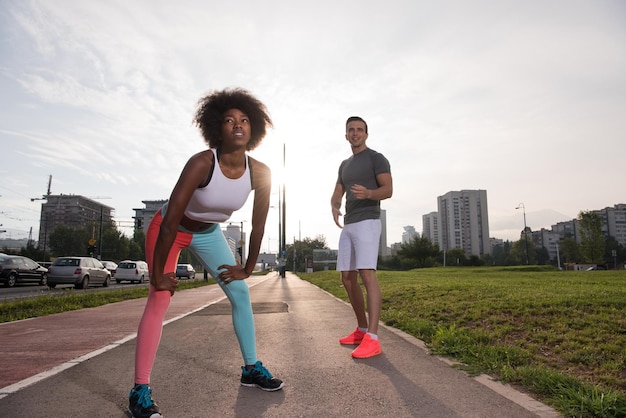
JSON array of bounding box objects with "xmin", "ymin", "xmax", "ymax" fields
[{"xmin": 337, "ymin": 148, "xmax": 391, "ymax": 225}]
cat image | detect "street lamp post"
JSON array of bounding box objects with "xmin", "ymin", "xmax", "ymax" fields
[
  {"xmin": 239, "ymin": 220, "xmax": 244, "ymax": 264},
  {"xmin": 90, "ymin": 198, "xmax": 111, "ymax": 260},
  {"xmin": 515, "ymin": 203, "xmax": 530, "ymax": 265},
  {"xmin": 97, "ymin": 205, "xmax": 104, "ymax": 259},
  {"xmin": 279, "ymin": 143, "xmax": 286, "ymax": 278}
]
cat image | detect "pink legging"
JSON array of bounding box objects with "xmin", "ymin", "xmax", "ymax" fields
[{"xmin": 134, "ymin": 208, "xmax": 256, "ymax": 384}]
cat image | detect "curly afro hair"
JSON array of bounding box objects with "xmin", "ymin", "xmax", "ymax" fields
[{"xmin": 193, "ymin": 88, "xmax": 273, "ymax": 151}]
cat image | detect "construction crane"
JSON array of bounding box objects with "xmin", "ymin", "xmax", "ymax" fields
[{"xmin": 31, "ymin": 175, "xmax": 52, "ymax": 202}]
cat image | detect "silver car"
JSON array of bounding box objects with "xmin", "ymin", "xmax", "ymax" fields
[
  {"xmin": 47, "ymin": 257, "xmax": 111, "ymax": 289},
  {"xmin": 176, "ymin": 263, "xmax": 196, "ymax": 279},
  {"xmin": 101, "ymin": 261, "xmax": 118, "ymax": 277}
]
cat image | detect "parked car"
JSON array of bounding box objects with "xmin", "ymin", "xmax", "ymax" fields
[
  {"xmin": 101, "ymin": 261, "xmax": 118, "ymax": 277},
  {"xmin": 0, "ymin": 254, "xmax": 48, "ymax": 287},
  {"xmin": 115, "ymin": 260, "xmax": 149, "ymax": 284},
  {"xmin": 586, "ymin": 265, "xmax": 607, "ymax": 271},
  {"xmin": 47, "ymin": 256, "xmax": 111, "ymax": 289},
  {"xmin": 176, "ymin": 264, "xmax": 196, "ymax": 279}
]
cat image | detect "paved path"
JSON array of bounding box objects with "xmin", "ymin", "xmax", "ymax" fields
[{"xmin": 0, "ymin": 272, "xmax": 559, "ymax": 417}]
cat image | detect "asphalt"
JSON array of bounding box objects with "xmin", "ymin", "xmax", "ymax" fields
[{"xmin": 0, "ymin": 272, "xmax": 561, "ymax": 417}]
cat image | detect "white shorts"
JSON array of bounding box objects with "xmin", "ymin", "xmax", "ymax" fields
[{"xmin": 337, "ymin": 219, "xmax": 381, "ymax": 271}]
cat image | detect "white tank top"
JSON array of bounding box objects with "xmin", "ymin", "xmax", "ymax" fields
[{"xmin": 183, "ymin": 148, "xmax": 252, "ymax": 223}]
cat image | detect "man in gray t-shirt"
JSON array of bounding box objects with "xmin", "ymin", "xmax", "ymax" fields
[{"xmin": 330, "ymin": 116, "xmax": 393, "ymax": 359}]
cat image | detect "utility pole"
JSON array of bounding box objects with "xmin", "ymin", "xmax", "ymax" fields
[
  {"xmin": 515, "ymin": 203, "xmax": 530, "ymax": 265},
  {"xmin": 240, "ymin": 221, "xmax": 245, "ymax": 263},
  {"xmin": 30, "ymin": 175, "xmax": 52, "ymax": 261},
  {"xmin": 88, "ymin": 197, "xmax": 111, "ymax": 260},
  {"xmin": 280, "ymin": 143, "xmax": 287, "ymax": 278}
]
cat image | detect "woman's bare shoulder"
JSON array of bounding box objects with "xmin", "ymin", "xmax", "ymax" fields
[
  {"xmin": 248, "ymin": 156, "xmax": 270, "ymax": 190},
  {"xmin": 248, "ymin": 155, "xmax": 270, "ymax": 173},
  {"xmin": 185, "ymin": 149, "xmax": 214, "ymax": 166}
]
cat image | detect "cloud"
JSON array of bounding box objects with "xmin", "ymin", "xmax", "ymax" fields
[{"xmin": 1, "ymin": 0, "xmax": 625, "ymax": 246}]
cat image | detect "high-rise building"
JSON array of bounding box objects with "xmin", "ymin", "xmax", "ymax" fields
[
  {"xmin": 225, "ymin": 222, "xmax": 246, "ymax": 263},
  {"xmin": 550, "ymin": 204, "xmax": 626, "ymax": 247},
  {"xmin": 402, "ymin": 225, "xmax": 417, "ymax": 244},
  {"xmin": 437, "ymin": 190, "xmax": 490, "ymax": 256},
  {"xmin": 531, "ymin": 228, "xmax": 561, "ymax": 263},
  {"xmin": 37, "ymin": 195, "xmax": 114, "ymax": 252},
  {"xmin": 551, "ymin": 219, "xmax": 577, "ymax": 241},
  {"xmin": 598, "ymin": 204, "xmax": 626, "ymax": 247},
  {"xmin": 133, "ymin": 200, "xmax": 168, "ymax": 233},
  {"xmin": 422, "ymin": 212, "xmax": 440, "ymax": 249}
]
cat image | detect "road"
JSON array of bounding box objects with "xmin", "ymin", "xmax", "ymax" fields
[{"xmin": 0, "ymin": 273, "xmax": 201, "ymax": 301}]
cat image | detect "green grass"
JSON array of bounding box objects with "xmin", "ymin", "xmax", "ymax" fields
[
  {"xmin": 300, "ymin": 266, "xmax": 626, "ymax": 418},
  {"xmin": 3, "ymin": 267, "xmax": 625, "ymax": 416}
]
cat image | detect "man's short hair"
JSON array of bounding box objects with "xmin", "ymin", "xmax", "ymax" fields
[{"xmin": 346, "ymin": 116, "xmax": 368, "ymax": 133}]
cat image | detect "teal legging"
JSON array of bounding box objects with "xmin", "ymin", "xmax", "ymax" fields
[{"xmin": 134, "ymin": 207, "xmax": 256, "ymax": 384}]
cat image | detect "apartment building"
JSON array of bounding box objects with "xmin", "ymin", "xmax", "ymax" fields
[
  {"xmin": 37, "ymin": 195, "xmax": 114, "ymax": 251},
  {"xmin": 422, "ymin": 211, "xmax": 440, "ymax": 249},
  {"xmin": 429, "ymin": 189, "xmax": 491, "ymax": 256},
  {"xmin": 402, "ymin": 225, "xmax": 418, "ymax": 244},
  {"xmin": 531, "ymin": 228, "xmax": 561, "ymax": 262},
  {"xmin": 598, "ymin": 204, "xmax": 626, "ymax": 246},
  {"xmin": 132, "ymin": 200, "xmax": 168, "ymax": 233},
  {"xmin": 544, "ymin": 204, "xmax": 626, "ymax": 247}
]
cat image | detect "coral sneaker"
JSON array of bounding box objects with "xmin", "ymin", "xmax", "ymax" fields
[
  {"xmin": 339, "ymin": 327, "xmax": 366, "ymax": 345},
  {"xmin": 351, "ymin": 334, "xmax": 382, "ymax": 358}
]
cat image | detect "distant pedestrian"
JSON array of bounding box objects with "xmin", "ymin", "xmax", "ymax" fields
[
  {"xmin": 128, "ymin": 88, "xmax": 284, "ymax": 418},
  {"xmin": 330, "ymin": 116, "xmax": 392, "ymax": 358}
]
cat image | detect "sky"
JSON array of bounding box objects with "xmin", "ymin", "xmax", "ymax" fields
[{"xmin": 1, "ymin": 0, "xmax": 625, "ymax": 253}]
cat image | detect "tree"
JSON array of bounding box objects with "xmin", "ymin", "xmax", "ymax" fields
[
  {"xmin": 560, "ymin": 237, "xmax": 581, "ymax": 263},
  {"xmin": 604, "ymin": 236, "xmax": 625, "ymax": 269},
  {"xmin": 444, "ymin": 248, "xmax": 466, "ymax": 266},
  {"xmin": 285, "ymin": 235, "xmax": 328, "ymax": 272},
  {"xmin": 100, "ymin": 222, "xmax": 129, "ymax": 261},
  {"xmin": 535, "ymin": 246, "xmax": 550, "ymax": 265},
  {"xmin": 20, "ymin": 241, "xmax": 45, "ymax": 261},
  {"xmin": 466, "ymin": 254, "xmax": 485, "ymax": 266},
  {"xmin": 397, "ymin": 236, "xmax": 440, "ymax": 268},
  {"xmin": 130, "ymin": 230, "xmax": 146, "ymax": 261},
  {"xmin": 509, "ymin": 239, "xmax": 537, "ymax": 265},
  {"xmin": 490, "ymin": 241, "xmax": 513, "ymax": 266},
  {"xmin": 49, "ymin": 224, "xmax": 92, "ymax": 257},
  {"xmin": 578, "ymin": 211, "xmax": 605, "ymax": 263}
]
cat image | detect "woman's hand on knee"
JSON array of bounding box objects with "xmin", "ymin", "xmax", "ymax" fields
[
  {"xmin": 152, "ymin": 272, "xmax": 178, "ymax": 295},
  {"xmin": 217, "ymin": 263, "xmax": 250, "ymax": 284}
]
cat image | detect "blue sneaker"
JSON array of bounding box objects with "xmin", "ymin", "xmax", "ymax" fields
[
  {"xmin": 240, "ymin": 361, "xmax": 285, "ymax": 391},
  {"xmin": 128, "ymin": 384, "xmax": 162, "ymax": 418}
]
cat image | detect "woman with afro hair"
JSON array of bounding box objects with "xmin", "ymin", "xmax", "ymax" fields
[{"xmin": 128, "ymin": 88, "xmax": 283, "ymax": 418}]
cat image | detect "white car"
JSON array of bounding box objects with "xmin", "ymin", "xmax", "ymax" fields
[{"xmin": 115, "ymin": 260, "xmax": 149, "ymax": 284}]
